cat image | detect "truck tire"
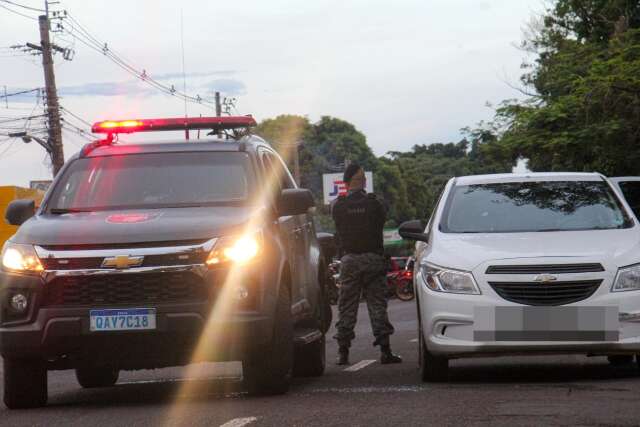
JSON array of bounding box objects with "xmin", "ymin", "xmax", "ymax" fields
[
  {"xmin": 3, "ymin": 358, "xmax": 47, "ymax": 409},
  {"xmin": 75, "ymin": 366, "xmax": 120, "ymax": 388},
  {"xmin": 243, "ymin": 285, "xmax": 293, "ymax": 395},
  {"xmin": 419, "ymin": 325, "xmax": 448, "ymax": 382},
  {"xmin": 293, "ymin": 281, "xmax": 328, "ymax": 378},
  {"xmin": 293, "ymin": 335, "xmax": 326, "ymax": 377}
]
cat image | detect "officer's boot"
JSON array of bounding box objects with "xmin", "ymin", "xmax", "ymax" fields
[
  {"xmin": 336, "ymin": 345, "xmax": 350, "ymax": 365},
  {"xmin": 380, "ymin": 345, "xmax": 402, "ymax": 364}
]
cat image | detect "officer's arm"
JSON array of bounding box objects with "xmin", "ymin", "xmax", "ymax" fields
[
  {"xmin": 331, "ymin": 200, "xmax": 345, "ymax": 254},
  {"xmin": 375, "ymin": 197, "xmax": 386, "ymax": 228}
]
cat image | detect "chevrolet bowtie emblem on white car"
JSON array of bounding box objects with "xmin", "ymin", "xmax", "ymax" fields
[
  {"xmin": 101, "ymin": 255, "xmax": 144, "ymax": 269},
  {"xmin": 533, "ymin": 274, "xmax": 558, "ymax": 284}
]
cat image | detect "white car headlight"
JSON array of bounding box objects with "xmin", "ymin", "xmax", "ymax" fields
[
  {"xmin": 1, "ymin": 242, "xmax": 43, "ymax": 274},
  {"xmin": 419, "ymin": 263, "xmax": 481, "ymax": 295},
  {"xmin": 612, "ymin": 264, "xmax": 640, "ymax": 292}
]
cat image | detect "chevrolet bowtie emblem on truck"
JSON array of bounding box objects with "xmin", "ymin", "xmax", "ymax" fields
[
  {"xmin": 533, "ymin": 274, "xmax": 558, "ymax": 284},
  {"xmin": 101, "ymin": 255, "xmax": 144, "ymax": 269}
]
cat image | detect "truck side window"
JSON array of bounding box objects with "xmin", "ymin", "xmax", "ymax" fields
[{"xmin": 262, "ymin": 151, "xmax": 296, "ymax": 190}]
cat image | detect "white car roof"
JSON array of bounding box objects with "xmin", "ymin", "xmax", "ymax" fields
[{"xmin": 454, "ymin": 172, "xmax": 604, "ymax": 186}]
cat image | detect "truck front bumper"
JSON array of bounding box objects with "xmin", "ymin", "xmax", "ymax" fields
[{"xmin": 0, "ymin": 271, "xmax": 273, "ymax": 369}]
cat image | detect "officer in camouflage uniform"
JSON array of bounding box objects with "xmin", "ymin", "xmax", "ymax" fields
[{"xmin": 331, "ymin": 164, "xmax": 402, "ymax": 365}]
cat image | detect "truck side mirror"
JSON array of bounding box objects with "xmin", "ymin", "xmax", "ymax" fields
[
  {"xmin": 278, "ymin": 189, "xmax": 315, "ymax": 216},
  {"xmin": 5, "ymin": 199, "xmax": 36, "ymax": 226},
  {"xmin": 398, "ymin": 219, "xmax": 428, "ymax": 242}
]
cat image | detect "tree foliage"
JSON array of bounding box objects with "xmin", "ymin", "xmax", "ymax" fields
[
  {"xmin": 482, "ymin": 0, "xmax": 640, "ymax": 175},
  {"xmin": 256, "ymin": 115, "xmax": 511, "ymax": 230}
]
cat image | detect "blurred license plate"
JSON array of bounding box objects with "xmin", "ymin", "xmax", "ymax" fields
[
  {"xmin": 90, "ymin": 308, "xmax": 156, "ymax": 332},
  {"xmin": 474, "ymin": 306, "xmax": 619, "ymax": 341}
]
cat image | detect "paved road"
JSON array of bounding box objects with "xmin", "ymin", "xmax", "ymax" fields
[{"xmin": 2, "ymin": 300, "xmax": 640, "ymax": 426}]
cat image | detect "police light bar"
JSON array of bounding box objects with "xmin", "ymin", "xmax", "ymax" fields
[{"xmin": 91, "ymin": 116, "xmax": 256, "ymax": 134}]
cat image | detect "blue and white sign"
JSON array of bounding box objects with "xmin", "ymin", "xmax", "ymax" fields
[{"xmin": 322, "ymin": 171, "xmax": 373, "ymax": 205}]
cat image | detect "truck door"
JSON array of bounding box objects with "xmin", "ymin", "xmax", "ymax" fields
[{"xmin": 259, "ymin": 150, "xmax": 306, "ymax": 311}]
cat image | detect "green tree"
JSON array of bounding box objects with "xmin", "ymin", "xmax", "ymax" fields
[{"xmin": 484, "ymin": 0, "xmax": 640, "ymax": 175}]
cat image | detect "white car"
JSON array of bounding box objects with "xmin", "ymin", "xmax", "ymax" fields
[{"xmin": 399, "ymin": 172, "xmax": 640, "ymax": 382}]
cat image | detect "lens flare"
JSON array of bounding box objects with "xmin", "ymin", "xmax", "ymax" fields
[
  {"xmin": 1, "ymin": 245, "xmax": 43, "ymax": 272},
  {"xmin": 166, "ymin": 120, "xmax": 298, "ymax": 420},
  {"xmin": 206, "ymin": 235, "xmax": 261, "ymax": 266}
]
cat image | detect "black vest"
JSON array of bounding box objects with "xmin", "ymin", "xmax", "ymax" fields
[{"xmin": 332, "ymin": 190, "xmax": 385, "ymax": 255}]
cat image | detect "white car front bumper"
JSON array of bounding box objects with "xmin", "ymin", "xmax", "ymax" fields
[{"xmin": 419, "ymin": 273, "xmax": 640, "ymax": 358}]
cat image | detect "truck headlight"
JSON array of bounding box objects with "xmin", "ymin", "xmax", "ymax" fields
[
  {"xmin": 612, "ymin": 264, "xmax": 640, "ymax": 292},
  {"xmin": 206, "ymin": 232, "xmax": 262, "ymax": 266},
  {"xmin": 1, "ymin": 242, "xmax": 43, "ymax": 274},
  {"xmin": 420, "ymin": 263, "xmax": 481, "ymax": 295}
]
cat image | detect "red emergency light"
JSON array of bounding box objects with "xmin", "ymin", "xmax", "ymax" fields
[{"xmin": 91, "ymin": 116, "xmax": 257, "ymax": 134}]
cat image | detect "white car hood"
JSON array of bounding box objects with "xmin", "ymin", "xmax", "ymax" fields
[{"xmin": 427, "ymin": 228, "xmax": 640, "ymax": 271}]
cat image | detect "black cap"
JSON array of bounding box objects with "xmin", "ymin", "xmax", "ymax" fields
[{"xmin": 343, "ymin": 163, "xmax": 362, "ymax": 184}]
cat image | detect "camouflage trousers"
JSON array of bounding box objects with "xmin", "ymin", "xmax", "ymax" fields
[{"xmin": 334, "ymin": 252, "xmax": 395, "ymax": 348}]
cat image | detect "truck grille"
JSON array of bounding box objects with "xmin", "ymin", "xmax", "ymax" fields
[
  {"xmin": 41, "ymin": 253, "xmax": 208, "ymax": 270},
  {"xmin": 43, "ymin": 272, "xmax": 208, "ymax": 306},
  {"xmin": 488, "ymin": 280, "xmax": 602, "ymax": 306},
  {"xmin": 486, "ymin": 264, "xmax": 604, "ymax": 275}
]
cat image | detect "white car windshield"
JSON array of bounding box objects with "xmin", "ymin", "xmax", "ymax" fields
[{"xmin": 441, "ymin": 180, "xmax": 633, "ymax": 233}]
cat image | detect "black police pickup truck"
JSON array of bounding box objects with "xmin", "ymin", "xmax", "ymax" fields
[{"xmin": 0, "ymin": 116, "xmax": 331, "ymax": 408}]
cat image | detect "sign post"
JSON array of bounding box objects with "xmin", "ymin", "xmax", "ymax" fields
[{"xmin": 322, "ymin": 172, "xmax": 373, "ymax": 205}]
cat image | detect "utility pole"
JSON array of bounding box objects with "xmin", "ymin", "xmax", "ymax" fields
[
  {"xmin": 215, "ymin": 91, "xmax": 222, "ymax": 138},
  {"xmin": 215, "ymin": 91, "xmax": 222, "ymax": 117},
  {"xmin": 38, "ymin": 13, "xmax": 64, "ymax": 176}
]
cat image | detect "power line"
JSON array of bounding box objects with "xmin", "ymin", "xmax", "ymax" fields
[
  {"xmin": 0, "ymin": 88, "xmax": 41, "ymax": 99},
  {"xmin": 0, "ymin": 2, "xmax": 37, "ymax": 20},
  {"xmin": 60, "ymin": 12, "xmax": 216, "ymax": 110},
  {"xmin": 61, "ymin": 128, "xmax": 91, "ymax": 145},
  {"xmin": 0, "ymin": 114, "xmax": 46, "ymax": 123},
  {"xmin": 0, "ymin": 0, "xmax": 44, "ymax": 12},
  {"xmin": 59, "ymin": 105, "xmax": 91, "ymax": 127},
  {"xmin": 60, "ymin": 117, "xmax": 91, "ymax": 136}
]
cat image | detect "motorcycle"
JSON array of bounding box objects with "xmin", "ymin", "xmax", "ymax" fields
[
  {"xmin": 387, "ymin": 257, "xmax": 415, "ymax": 301},
  {"xmin": 326, "ymin": 258, "xmax": 341, "ymax": 305}
]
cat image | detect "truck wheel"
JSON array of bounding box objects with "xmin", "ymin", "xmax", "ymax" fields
[
  {"xmin": 243, "ymin": 286, "xmax": 293, "ymax": 395},
  {"xmin": 293, "ymin": 335, "xmax": 326, "ymax": 377},
  {"xmin": 75, "ymin": 365, "xmax": 120, "ymax": 388},
  {"xmin": 3, "ymin": 358, "xmax": 47, "ymax": 409},
  {"xmin": 419, "ymin": 325, "xmax": 448, "ymax": 382},
  {"xmin": 319, "ymin": 262, "xmax": 333, "ymax": 332}
]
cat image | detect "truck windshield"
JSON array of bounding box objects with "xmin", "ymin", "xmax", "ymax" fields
[
  {"xmin": 48, "ymin": 152, "xmax": 254, "ymax": 211},
  {"xmin": 441, "ymin": 181, "xmax": 632, "ymax": 233}
]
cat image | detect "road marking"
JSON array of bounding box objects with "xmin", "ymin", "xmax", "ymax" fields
[
  {"xmin": 410, "ymin": 338, "xmax": 418, "ymax": 343},
  {"xmin": 308, "ymin": 386, "xmax": 422, "ymax": 393},
  {"xmin": 220, "ymin": 417, "xmax": 258, "ymax": 427},
  {"xmin": 119, "ymin": 375, "xmax": 240, "ymax": 385},
  {"xmin": 344, "ymin": 359, "xmax": 376, "ymax": 372}
]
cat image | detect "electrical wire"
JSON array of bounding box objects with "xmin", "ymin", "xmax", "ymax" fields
[
  {"xmin": 60, "ymin": 117, "xmax": 91, "ymax": 137},
  {"xmin": 0, "ymin": 88, "xmax": 41, "ymax": 99},
  {"xmin": 0, "ymin": 2, "xmax": 37, "ymax": 20},
  {"xmin": 0, "ymin": 0, "xmax": 44, "ymax": 12},
  {"xmin": 61, "ymin": 12, "xmax": 215, "ymax": 110},
  {"xmin": 59, "ymin": 105, "xmax": 91, "ymax": 127},
  {"xmin": 61, "ymin": 128, "xmax": 90, "ymax": 146}
]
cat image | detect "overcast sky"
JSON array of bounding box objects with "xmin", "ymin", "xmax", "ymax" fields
[{"xmin": 1, "ymin": 0, "xmax": 542, "ymax": 186}]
